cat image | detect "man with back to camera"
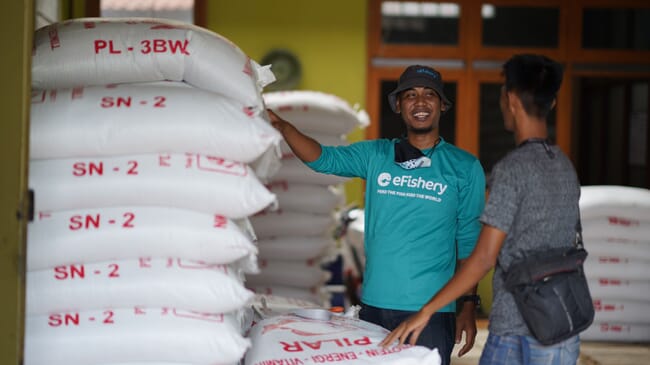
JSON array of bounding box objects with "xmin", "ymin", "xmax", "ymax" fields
[
  {"xmin": 381, "ymin": 54, "xmax": 583, "ymax": 365},
  {"xmin": 267, "ymin": 65, "xmax": 486, "ymax": 364}
]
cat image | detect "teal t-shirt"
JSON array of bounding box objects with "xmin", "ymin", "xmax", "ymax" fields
[{"xmin": 306, "ymin": 138, "xmax": 485, "ymax": 312}]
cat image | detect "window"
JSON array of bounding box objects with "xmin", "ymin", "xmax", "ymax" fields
[
  {"xmin": 101, "ymin": 0, "xmax": 196, "ymax": 23},
  {"xmin": 575, "ymin": 78, "xmax": 649, "ymax": 187},
  {"xmin": 481, "ymin": 5, "xmax": 560, "ymax": 48},
  {"xmin": 582, "ymin": 8, "xmax": 650, "ymax": 50},
  {"xmin": 381, "ymin": 1, "xmax": 461, "ymax": 46}
]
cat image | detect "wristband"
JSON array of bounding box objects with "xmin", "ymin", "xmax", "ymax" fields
[{"xmin": 458, "ymin": 294, "xmax": 481, "ymax": 307}]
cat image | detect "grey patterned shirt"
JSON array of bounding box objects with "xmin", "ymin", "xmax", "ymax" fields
[{"xmin": 480, "ymin": 140, "xmax": 580, "ymax": 336}]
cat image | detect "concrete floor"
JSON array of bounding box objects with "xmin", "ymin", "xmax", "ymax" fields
[{"xmin": 450, "ymin": 320, "xmax": 650, "ymax": 365}]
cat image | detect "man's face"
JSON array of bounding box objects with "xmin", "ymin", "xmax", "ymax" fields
[
  {"xmin": 396, "ymin": 86, "xmax": 445, "ymax": 135},
  {"xmin": 500, "ymin": 85, "xmax": 515, "ymax": 131}
]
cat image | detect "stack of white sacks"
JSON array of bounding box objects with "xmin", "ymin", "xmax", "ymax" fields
[
  {"xmin": 25, "ymin": 18, "xmax": 283, "ymax": 365},
  {"xmin": 246, "ymin": 91, "xmax": 369, "ymax": 307},
  {"xmin": 580, "ymin": 185, "xmax": 650, "ymax": 343}
]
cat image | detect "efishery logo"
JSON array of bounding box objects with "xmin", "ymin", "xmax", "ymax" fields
[
  {"xmin": 377, "ymin": 172, "xmax": 448, "ymax": 195},
  {"xmin": 416, "ymin": 67, "xmax": 439, "ymax": 79}
]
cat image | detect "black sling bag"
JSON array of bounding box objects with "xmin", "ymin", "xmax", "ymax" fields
[{"xmin": 501, "ymin": 221, "xmax": 595, "ymax": 345}]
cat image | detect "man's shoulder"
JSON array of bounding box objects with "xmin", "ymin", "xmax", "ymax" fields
[
  {"xmin": 349, "ymin": 138, "xmax": 395, "ymax": 150},
  {"xmin": 494, "ymin": 145, "xmax": 535, "ymax": 166},
  {"xmin": 439, "ymin": 141, "xmax": 479, "ymax": 164}
]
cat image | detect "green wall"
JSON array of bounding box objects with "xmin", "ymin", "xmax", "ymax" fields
[{"xmin": 206, "ymin": 0, "xmax": 368, "ymax": 207}]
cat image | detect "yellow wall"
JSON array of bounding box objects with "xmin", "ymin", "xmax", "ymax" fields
[
  {"xmin": 206, "ymin": 0, "xmax": 368, "ymax": 207},
  {"xmin": 0, "ymin": 1, "xmax": 33, "ymax": 363}
]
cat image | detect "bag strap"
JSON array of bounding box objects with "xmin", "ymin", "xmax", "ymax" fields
[
  {"xmin": 499, "ymin": 217, "xmax": 583, "ymax": 273},
  {"xmin": 575, "ymin": 218, "xmax": 584, "ymax": 250}
]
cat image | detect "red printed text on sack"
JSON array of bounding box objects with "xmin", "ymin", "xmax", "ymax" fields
[
  {"xmin": 253, "ymin": 359, "xmax": 304, "ymax": 365},
  {"xmin": 94, "ymin": 39, "xmax": 190, "ymax": 55},
  {"xmin": 607, "ymin": 216, "xmax": 640, "ymax": 227},
  {"xmin": 72, "ymin": 160, "xmax": 139, "ymax": 176},
  {"xmin": 599, "ymin": 323, "xmax": 631, "ymax": 333},
  {"xmin": 281, "ymin": 336, "xmax": 371, "ymax": 352},
  {"xmin": 365, "ymin": 345, "xmax": 412, "ymax": 357},
  {"xmin": 593, "ymin": 300, "xmax": 624, "ymax": 312},
  {"xmin": 68, "ymin": 212, "xmax": 135, "ymax": 231},
  {"xmin": 100, "ymin": 95, "xmax": 167, "ymax": 108},
  {"xmin": 311, "ymin": 352, "xmax": 357, "ymax": 362},
  {"xmin": 47, "ymin": 310, "xmax": 114, "ymax": 327},
  {"xmin": 53, "ymin": 263, "xmax": 120, "ymax": 280}
]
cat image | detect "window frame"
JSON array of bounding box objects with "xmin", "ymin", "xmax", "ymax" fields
[
  {"xmin": 367, "ymin": 0, "xmax": 649, "ymax": 165},
  {"xmin": 85, "ymin": 0, "xmax": 207, "ymax": 27},
  {"xmin": 568, "ymin": 0, "xmax": 650, "ymax": 63},
  {"xmin": 368, "ymin": 0, "xmax": 470, "ymax": 59},
  {"xmin": 471, "ymin": 0, "xmax": 568, "ymax": 61}
]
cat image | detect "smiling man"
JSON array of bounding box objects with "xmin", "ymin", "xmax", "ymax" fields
[{"xmin": 267, "ymin": 65, "xmax": 486, "ymax": 365}]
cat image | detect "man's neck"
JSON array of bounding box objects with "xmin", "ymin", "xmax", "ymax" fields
[
  {"xmin": 514, "ymin": 116, "xmax": 548, "ymax": 146},
  {"xmin": 407, "ymin": 132, "xmax": 440, "ymax": 150}
]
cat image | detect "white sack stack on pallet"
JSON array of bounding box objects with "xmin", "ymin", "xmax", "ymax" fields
[
  {"xmin": 25, "ymin": 17, "xmax": 281, "ymax": 365},
  {"xmin": 579, "ymin": 185, "xmax": 650, "ymax": 343},
  {"xmin": 246, "ymin": 91, "xmax": 367, "ymax": 306}
]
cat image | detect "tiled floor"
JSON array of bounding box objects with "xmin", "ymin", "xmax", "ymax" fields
[
  {"xmin": 579, "ymin": 341, "xmax": 650, "ymax": 365},
  {"xmin": 451, "ymin": 328, "xmax": 487, "ymax": 364},
  {"xmin": 451, "ymin": 320, "xmax": 487, "ymax": 365},
  {"xmin": 450, "ymin": 320, "xmax": 650, "ymax": 365}
]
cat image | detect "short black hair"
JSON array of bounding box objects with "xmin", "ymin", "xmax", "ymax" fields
[{"xmin": 502, "ymin": 54, "xmax": 563, "ymax": 118}]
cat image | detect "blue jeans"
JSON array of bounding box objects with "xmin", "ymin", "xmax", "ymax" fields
[
  {"xmin": 479, "ymin": 333, "xmax": 580, "ymax": 365},
  {"xmin": 359, "ymin": 303, "xmax": 455, "ymax": 365}
]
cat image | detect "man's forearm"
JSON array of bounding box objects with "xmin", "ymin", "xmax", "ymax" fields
[
  {"xmin": 268, "ymin": 109, "xmax": 322, "ymax": 162},
  {"xmin": 279, "ymin": 121, "xmax": 322, "ymax": 162},
  {"xmin": 457, "ymin": 258, "xmax": 479, "ymax": 310}
]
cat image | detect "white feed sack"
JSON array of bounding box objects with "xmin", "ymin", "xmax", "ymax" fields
[
  {"xmin": 264, "ymin": 90, "xmax": 370, "ymax": 136},
  {"xmin": 27, "ymin": 206, "xmax": 257, "ymax": 271},
  {"xmin": 248, "ymin": 285, "xmax": 332, "ymax": 307},
  {"xmin": 587, "ymin": 278, "xmax": 650, "ymax": 303},
  {"xmin": 26, "ymin": 257, "xmax": 253, "ymax": 315},
  {"xmin": 30, "ymin": 82, "xmax": 282, "ymax": 164},
  {"xmin": 266, "ymin": 181, "xmax": 345, "ymax": 215},
  {"xmin": 273, "ymin": 157, "xmax": 350, "ymax": 186},
  {"xmin": 249, "ymin": 210, "xmax": 336, "ymax": 240},
  {"xmin": 280, "ymin": 132, "xmax": 348, "ymax": 159},
  {"xmin": 591, "ymin": 298, "xmax": 649, "ymax": 324},
  {"xmin": 584, "ymin": 257, "xmax": 648, "ymax": 281},
  {"xmin": 256, "ymin": 236, "xmax": 336, "ymax": 261},
  {"xmin": 581, "ymin": 217, "xmax": 650, "ymax": 242},
  {"xmin": 32, "ymin": 17, "xmax": 274, "ymax": 113},
  {"xmin": 245, "ymin": 312, "xmax": 441, "ymax": 365},
  {"xmin": 579, "ymin": 185, "xmax": 650, "ymax": 221},
  {"xmin": 29, "ymin": 152, "xmax": 277, "ymax": 219},
  {"xmin": 586, "ymin": 239, "xmax": 650, "ymax": 261},
  {"xmin": 247, "ymin": 259, "xmax": 332, "ymax": 289},
  {"xmin": 581, "ymin": 322, "xmax": 650, "ymax": 343},
  {"xmin": 25, "ymin": 307, "xmax": 250, "ymax": 365},
  {"xmin": 252, "ymin": 293, "xmax": 322, "ymax": 316}
]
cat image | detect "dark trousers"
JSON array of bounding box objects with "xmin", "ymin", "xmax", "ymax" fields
[{"xmin": 359, "ymin": 302, "xmax": 456, "ymax": 365}]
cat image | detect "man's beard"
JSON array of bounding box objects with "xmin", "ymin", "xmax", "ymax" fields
[{"xmin": 407, "ymin": 125, "xmax": 434, "ymax": 134}]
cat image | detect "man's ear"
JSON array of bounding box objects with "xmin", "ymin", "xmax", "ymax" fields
[
  {"xmin": 395, "ymin": 98, "xmax": 401, "ymax": 114},
  {"xmin": 507, "ymin": 91, "xmax": 520, "ymax": 114}
]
